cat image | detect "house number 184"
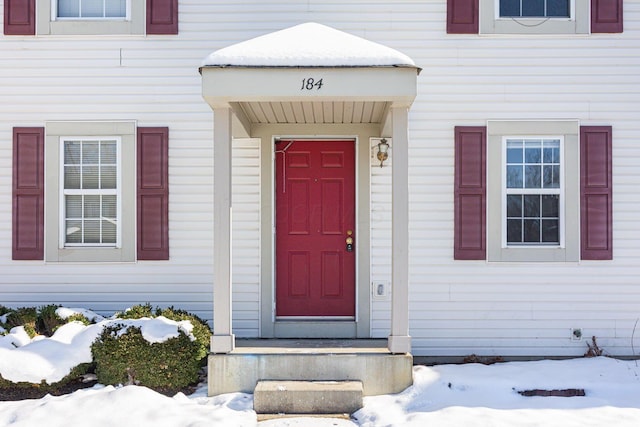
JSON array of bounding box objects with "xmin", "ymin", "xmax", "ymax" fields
[{"xmin": 300, "ymin": 78, "xmax": 324, "ymax": 90}]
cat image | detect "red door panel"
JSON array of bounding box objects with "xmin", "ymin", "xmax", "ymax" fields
[{"xmin": 276, "ymin": 140, "xmax": 355, "ymax": 317}]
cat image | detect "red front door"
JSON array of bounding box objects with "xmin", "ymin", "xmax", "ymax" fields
[{"xmin": 275, "ymin": 140, "xmax": 356, "ymax": 317}]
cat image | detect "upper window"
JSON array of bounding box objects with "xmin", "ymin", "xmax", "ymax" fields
[
  {"xmin": 487, "ymin": 121, "xmax": 579, "ymax": 262},
  {"xmin": 56, "ymin": 0, "xmax": 127, "ymax": 19},
  {"xmin": 504, "ymin": 138, "xmax": 562, "ymax": 247},
  {"xmin": 499, "ymin": 0, "xmax": 570, "ymax": 18},
  {"xmin": 480, "ymin": 0, "xmax": 589, "ymax": 34},
  {"xmin": 61, "ymin": 138, "xmax": 121, "ymax": 248},
  {"xmin": 37, "ymin": 0, "xmax": 144, "ymax": 35}
]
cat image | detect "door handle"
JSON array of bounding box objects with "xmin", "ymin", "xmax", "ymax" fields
[{"xmin": 346, "ymin": 230, "xmax": 354, "ymax": 252}]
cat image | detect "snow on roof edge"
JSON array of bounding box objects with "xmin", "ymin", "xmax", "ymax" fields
[
  {"xmin": 199, "ymin": 63, "xmax": 421, "ymax": 74},
  {"xmin": 201, "ymin": 23, "xmax": 420, "ymax": 72}
]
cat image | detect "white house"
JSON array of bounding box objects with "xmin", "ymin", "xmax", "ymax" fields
[{"xmin": 2, "ymin": 0, "xmax": 637, "ymax": 392}]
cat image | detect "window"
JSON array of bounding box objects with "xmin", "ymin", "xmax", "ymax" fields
[
  {"xmin": 447, "ymin": 0, "xmax": 623, "ymax": 35},
  {"xmin": 56, "ymin": 0, "xmax": 127, "ymax": 19},
  {"xmin": 479, "ymin": 0, "xmax": 589, "ymax": 34},
  {"xmin": 37, "ymin": 0, "xmax": 144, "ymax": 35},
  {"xmin": 61, "ymin": 138, "xmax": 120, "ymax": 247},
  {"xmin": 504, "ymin": 138, "xmax": 562, "ymax": 246},
  {"xmin": 45, "ymin": 122, "xmax": 136, "ymax": 262},
  {"xmin": 454, "ymin": 123, "xmax": 612, "ymax": 261},
  {"xmin": 487, "ymin": 121, "xmax": 579, "ymax": 262},
  {"xmin": 499, "ymin": 0, "xmax": 570, "ymax": 18},
  {"xmin": 6, "ymin": 0, "xmax": 178, "ymax": 35},
  {"xmin": 13, "ymin": 123, "xmax": 169, "ymax": 262}
]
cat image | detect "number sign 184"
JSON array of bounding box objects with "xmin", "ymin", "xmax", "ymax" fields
[{"xmin": 301, "ymin": 78, "xmax": 324, "ymax": 91}]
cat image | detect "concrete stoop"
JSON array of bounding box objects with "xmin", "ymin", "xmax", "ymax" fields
[
  {"xmin": 253, "ymin": 380, "xmax": 363, "ymax": 415},
  {"xmin": 208, "ymin": 346, "xmax": 413, "ymax": 396}
]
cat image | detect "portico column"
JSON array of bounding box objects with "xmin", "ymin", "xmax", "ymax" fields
[
  {"xmin": 388, "ymin": 106, "xmax": 412, "ymax": 354},
  {"xmin": 211, "ymin": 107, "xmax": 235, "ymax": 353}
]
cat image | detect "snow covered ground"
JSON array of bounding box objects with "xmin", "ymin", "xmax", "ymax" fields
[{"xmin": 2, "ymin": 309, "xmax": 640, "ymax": 426}]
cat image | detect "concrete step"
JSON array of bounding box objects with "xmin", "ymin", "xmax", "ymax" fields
[
  {"xmin": 253, "ymin": 380, "xmax": 363, "ymax": 415},
  {"xmin": 209, "ymin": 351, "xmax": 413, "ymax": 396}
]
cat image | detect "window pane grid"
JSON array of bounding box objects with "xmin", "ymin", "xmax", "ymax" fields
[
  {"xmin": 499, "ymin": 0, "xmax": 570, "ymax": 18},
  {"xmin": 65, "ymin": 194, "xmax": 117, "ymax": 245},
  {"xmin": 506, "ymin": 194, "xmax": 559, "ymax": 245},
  {"xmin": 57, "ymin": 0, "xmax": 126, "ymax": 19},
  {"xmin": 62, "ymin": 139, "xmax": 118, "ymax": 247},
  {"xmin": 506, "ymin": 139, "xmax": 560, "ymax": 190},
  {"xmin": 505, "ymin": 138, "xmax": 561, "ymax": 246}
]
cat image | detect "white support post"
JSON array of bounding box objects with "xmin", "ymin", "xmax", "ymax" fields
[
  {"xmin": 388, "ymin": 106, "xmax": 412, "ymax": 354},
  {"xmin": 211, "ymin": 107, "xmax": 235, "ymax": 353}
]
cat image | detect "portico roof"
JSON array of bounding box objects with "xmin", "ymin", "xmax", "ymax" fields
[
  {"xmin": 201, "ymin": 22, "xmax": 420, "ymax": 69},
  {"xmin": 200, "ymin": 23, "xmax": 420, "ymax": 129}
]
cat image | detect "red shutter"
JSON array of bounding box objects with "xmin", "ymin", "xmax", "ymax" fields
[
  {"xmin": 137, "ymin": 127, "xmax": 169, "ymax": 260},
  {"xmin": 580, "ymin": 126, "xmax": 613, "ymax": 260},
  {"xmin": 454, "ymin": 126, "xmax": 486, "ymax": 260},
  {"xmin": 447, "ymin": 0, "xmax": 479, "ymax": 34},
  {"xmin": 146, "ymin": 0, "xmax": 178, "ymax": 35},
  {"xmin": 13, "ymin": 127, "xmax": 44, "ymax": 260},
  {"xmin": 591, "ymin": 0, "xmax": 623, "ymax": 33},
  {"xmin": 4, "ymin": 0, "xmax": 35, "ymax": 35}
]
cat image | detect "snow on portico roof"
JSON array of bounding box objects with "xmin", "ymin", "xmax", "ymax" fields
[{"xmin": 201, "ymin": 22, "xmax": 419, "ymax": 70}]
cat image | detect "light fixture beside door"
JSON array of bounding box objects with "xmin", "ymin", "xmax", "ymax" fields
[{"xmin": 377, "ymin": 138, "xmax": 390, "ymax": 167}]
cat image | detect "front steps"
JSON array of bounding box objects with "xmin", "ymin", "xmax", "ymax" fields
[
  {"xmin": 208, "ymin": 339, "xmax": 413, "ymax": 397},
  {"xmin": 253, "ymin": 380, "xmax": 363, "ymax": 415}
]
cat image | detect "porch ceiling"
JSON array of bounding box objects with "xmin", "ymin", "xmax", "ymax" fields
[{"xmin": 234, "ymin": 100, "xmax": 390, "ymax": 125}]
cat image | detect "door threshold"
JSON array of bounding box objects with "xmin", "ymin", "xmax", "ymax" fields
[{"xmin": 273, "ymin": 319, "xmax": 357, "ymax": 338}]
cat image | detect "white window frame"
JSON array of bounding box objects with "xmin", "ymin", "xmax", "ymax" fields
[
  {"xmin": 480, "ymin": 0, "xmax": 589, "ymax": 35},
  {"xmin": 36, "ymin": 0, "xmax": 144, "ymax": 35},
  {"xmin": 501, "ymin": 136, "xmax": 565, "ymax": 249},
  {"xmin": 58, "ymin": 136, "xmax": 123, "ymax": 249},
  {"xmin": 45, "ymin": 121, "xmax": 136, "ymax": 263},
  {"xmin": 487, "ymin": 120, "xmax": 580, "ymax": 263},
  {"xmin": 52, "ymin": 0, "xmax": 131, "ymax": 21}
]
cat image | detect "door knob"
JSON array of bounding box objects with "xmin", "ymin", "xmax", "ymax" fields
[{"xmin": 346, "ymin": 231, "xmax": 354, "ymax": 252}]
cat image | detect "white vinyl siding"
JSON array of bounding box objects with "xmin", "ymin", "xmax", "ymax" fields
[
  {"xmin": 370, "ymin": 138, "xmax": 392, "ymax": 338},
  {"xmin": 1, "ymin": 0, "xmax": 639, "ymax": 357},
  {"xmin": 232, "ymin": 138, "xmax": 261, "ymax": 337}
]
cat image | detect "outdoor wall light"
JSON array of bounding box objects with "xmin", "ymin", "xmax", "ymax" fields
[{"xmin": 377, "ymin": 138, "xmax": 389, "ymax": 168}]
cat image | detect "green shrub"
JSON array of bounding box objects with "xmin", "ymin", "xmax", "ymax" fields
[
  {"xmin": 157, "ymin": 307, "xmax": 212, "ymax": 363},
  {"xmin": 36, "ymin": 304, "xmax": 64, "ymax": 337},
  {"xmin": 4, "ymin": 307, "xmax": 38, "ymax": 338},
  {"xmin": 117, "ymin": 303, "xmax": 154, "ymax": 319},
  {"xmin": 0, "ymin": 363, "xmax": 94, "ymax": 397},
  {"xmin": 64, "ymin": 313, "xmax": 92, "ymax": 326},
  {"xmin": 0, "ymin": 305, "xmax": 94, "ymax": 338},
  {"xmin": 0, "ymin": 305, "xmax": 11, "ymax": 317},
  {"xmin": 2, "ymin": 303, "xmax": 210, "ymax": 393},
  {"xmin": 114, "ymin": 304, "xmax": 212, "ymax": 365},
  {"xmin": 91, "ymin": 324, "xmax": 201, "ymax": 392},
  {"xmin": 0, "ymin": 305, "xmax": 11, "ymax": 334}
]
